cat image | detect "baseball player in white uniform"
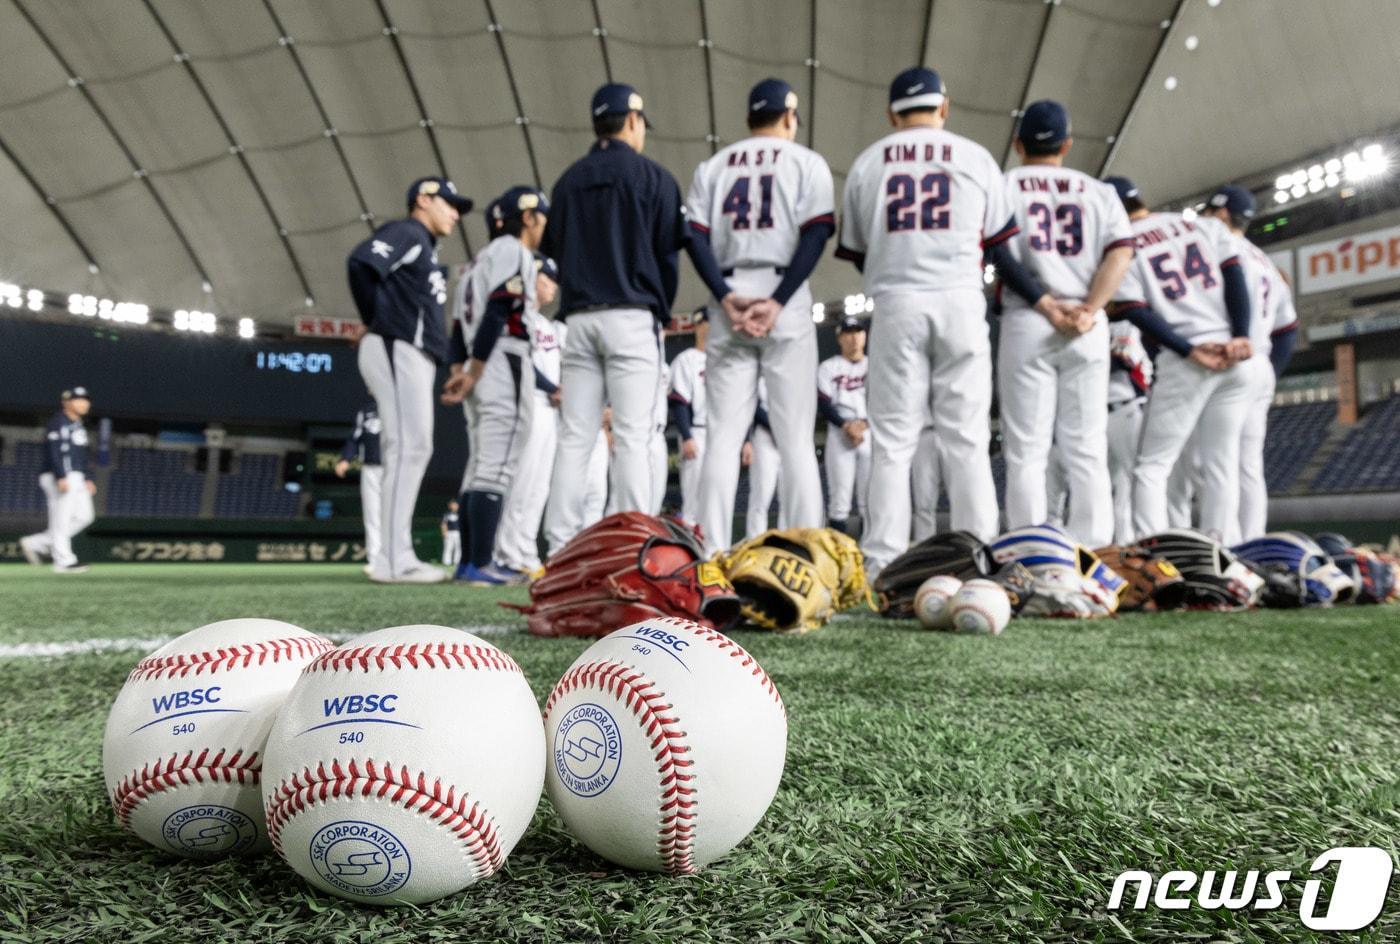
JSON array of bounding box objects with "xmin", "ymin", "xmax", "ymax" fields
[
  {"xmin": 333, "ymin": 400, "xmax": 384, "ymax": 576},
  {"xmin": 492, "ymin": 257, "xmax": 562, "ymax": 575},
  {"xmin": 685, "ymin": 78, "xmax": 834, "ymax": 555},
  {"xmin": 668, "ymin": 315, "xmax": 709, "ymax": 525},
  {"xmin": 440, "ymin": 501, "xmax": 461, "ymax": 567},
  {"xmin": 838, "ymin": 67, "xmax": 1072, "ymax": 575},
  {"xmin": 745, "ymin": 379, "xmax": 782, "ymax": 539},
  {"xmin": 1106, "ymin": 319, "xmax": 1153, "ymax": 544},
  {"xmin": 1204, "ymin": 185, "xmax": 1299, "ymax": 543},
  {"xmin": 999, "ymin": 101, "xmax": 1136, "ymax": 549},
  {"xmin": 442, "ymin": 186, "xmax": 547, "ymax": 585},
  {"xmin": 348, "ymin": 177, "xmax": 471, "ymax": 584},
  {"xmin": 818, "ymin": 317, "xmax": 871, "ymax": 533},
  {"xmin": 1107, "ymin": 177, "xmax": 1255, "ymax": 541},
  {"xmin": 20, "ymin": 387, "xmax": 96, "ymax": 574}
]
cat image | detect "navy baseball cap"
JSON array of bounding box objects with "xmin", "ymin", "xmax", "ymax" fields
[
  {"xmin": 1104, "ymin": 175, "xmax": 1141, "ymax": 202},
  {"xmin": 406, "ymin": 177, "xmax": 472, "ymax": 213},
  {"xmin": 749, "ymin": 78, "xmax": 799, "ymax": 117},
  {"xmin": 61, "ymin": 386, "xmax": 90, "ymax": 401},
  {"xmin": 1208, "ymin": 184, "xmax": 1256, "ymax": 220},
  {"xmin": 535, "ymin": 253, "xmax": 559, "ymax": 282},
  {"xmin": 591, "ymin": 83, "xmax": 653, "ymax": 128},
  {"xmin": 889, "ymin": 67, "xmax": 947, "ymax": 113},
  {"xmin": 837, "ymin": 316, "xmax": 867, "ymax": 333},
  {"xmin": 1018, "ymin": 100, "xmax": 1071, "ymax": 148},
  {"xmin": 491, "ymin": 186, "xmax": 549, "ymax": 223}
]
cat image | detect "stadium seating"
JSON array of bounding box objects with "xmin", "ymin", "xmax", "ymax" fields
[
  {"xmin": 1263, "ymin": 401, "xmax": 1335, "ymax": 492},
  {"xmin": 1311, "ymin": 396, "xmax": 1400, "ymax": 492},
  {"xmin": 0, "ymin": 443, "xmax": 46, "ymax": 515},
  {"xmin": 105, "ymin": 447, "xmax": 204, "ymax": 517},
  {"xmin": 213, "ymin": 452, "xmax": 301, "ymax": 518}
]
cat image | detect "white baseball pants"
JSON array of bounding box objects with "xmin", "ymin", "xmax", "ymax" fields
[
  {"xmin": 1236, "ymin": 355, "xmax": 1275, "ymax": 544},
  {"xmin": 1132, "ymin": 351, "xmax": 1251, "ymax": 541},
  {"xmin": 545, "ymin": 308, "xmax": 660, "ymax": 554},
  {"xmin": 493, "ymin": 392, "xmax": 556, "ymax": 571},
  {"xmin": 1106, "ymin": 400, "xmax": 1144, "ymax": 545},
  {"xmin": 998, "ymin": 310, "xmax": 1112, "ymax": 548},
  {"xmin": 26, "ymin": 471, "xmax": 95, "ymax": 568},
  {"xmin": 745, "ymin": 424, "xmax": 781, "ymax": 539},
  {"xmin": 582, "ymin": 428, "xmax": 609, "ymax": 529},
  {"xmin": 678, "ymin": 426, "xmax": 707, "ymax": 526},
  {"xmin": 911, "ymin": 422, "xmax": 942, "ymax": 543},
  {"xmin": 695, "ymin": 268, "xmax": 822, "ymax": 556},
  {"xmin": 359, "ymin": 464, "xmax": 383, "ymax": 571},
  {"xmin": 862, "ymin": 289, "xmax": 998, "ymax": 575},
  {"xmin": 648, "ymin": 425, "xmax": 667, "ymax": 516},
  {"xmin": 824, "ymin": 424, "xmax": 871, "ymax": 523},
  {"xmin": 462, "ymin": 341, "xmax": 532, "ymax": 495},
  {"xmin": 441, "ymin": 530, "xmax": 461, "ymax": 567},
  {"xmin": 358, "ymin": 334, "xmax": 437, "ymax": 578}
]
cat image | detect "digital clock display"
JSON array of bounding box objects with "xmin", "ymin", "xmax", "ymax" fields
[{"xmin": 253, "ymin": 350, "xmax": 333, "ymax": 374}]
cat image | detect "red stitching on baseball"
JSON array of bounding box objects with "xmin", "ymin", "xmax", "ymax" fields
[
  {"xmin": 651, "ymin": 616, "xmax": 785, "ymax": 717},
  {"xmin": 111, "ymin": 748, "xmax": 260, "ymax": 828},
  {"xmin": 264, "ymin": 759, "xmax": 503, "ymax": 880},
  {"xmin": 129, "ymin": 636, "xmax": 334, "ymax": 681},
  {"xmin": 545, "ymin": 660, "xmax": 696, "ymax": 875},
  {"xmin": 306, "ymin": 643, "xmax": 521, "ymax": 675},
  {"xmin": 955, "ymin": 603, "xmax": 999, "ymax": 631}
]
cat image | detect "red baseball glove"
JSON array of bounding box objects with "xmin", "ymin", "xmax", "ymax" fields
[{"xmin": 504, "ymin": 512, "xmax": 741, "ymax": 638}]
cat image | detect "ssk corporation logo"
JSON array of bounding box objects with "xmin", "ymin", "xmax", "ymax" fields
[
  {"xmin": 1108, "ymin": 847, "xmax": 1394, "ymax": 931},
  {"xmin": 553, "ymin": 703, "xmax": 622, "ymax": 798}
]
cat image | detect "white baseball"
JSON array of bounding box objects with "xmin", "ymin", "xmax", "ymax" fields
[
  {"xmin": 543, "ymin": 617, "xmax": 786, "ymax": 874},
  {"xmin": 102, "ymin": 618, "xmax": 333, "ymax": 859},
  {"xmin": 261, "ymin": 626, "xmax": 544, "ymax": 905},
  {"xmin": 949, "ymin": 580, "xmax": 1012, "ymax": 635},
  {"xmin": 913, "ymin": 575, "xmax": 963, "ymax": 629}
]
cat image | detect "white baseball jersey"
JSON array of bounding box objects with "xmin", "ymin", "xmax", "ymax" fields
[
  {"xmin": 669, "ymin": 347, "xmax": 707, "ymax": 428},
  {"xmin": 686, "ymin": 137, "xmax": 835, "ymax": 269},
  {"xmin": 453, "ymin": 234, "xmax": 537, "ymax": 354},
  {"xmin": 1004, "ymin": 165, "xmax": 1134, "ymax": 305},
  {"xmin": 817, "ymin": 355, "xmax": 868, "ymax": 422},
  {"xmin": 1107, "ymin": 321, "xmax": 1152, "ymax": 404},
  {"xmin": 1235, "ymin": 236, "xmax": 1297, "ymax": 352},
  {"xmin": 1115, "ymin": 214, "xmax": 1240, "ymax": 345},
  {"xmin": 530, "ymin": 312, "xmax": 564, "ymax": 388},
  {"xmin": 838, "ymin": 126, "xmax": 1017, "ymax": 295}
]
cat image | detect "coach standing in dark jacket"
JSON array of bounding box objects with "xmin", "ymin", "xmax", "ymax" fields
[{"xmin": 541, "ymin": 83, "xmax": 688, "ymax": 553}]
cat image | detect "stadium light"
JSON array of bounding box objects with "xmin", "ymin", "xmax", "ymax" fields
[
  {"xmin": 238, "ymin": 317, "xmax": 256, "ymax": 339},
  {"xmin": 811, "ymin": 302, "xmax": 825, "ymax": 323},
  {"xmin": 1273, "ymin": 142, "xmax": 1391, "ymax": 207},
  {"xmin": 0, "ymin": 283, "xmax": 20, "ymax": 308},
  {"xmin": 174, "ymin": 309, "xmax": 217, "ymax": 334}
]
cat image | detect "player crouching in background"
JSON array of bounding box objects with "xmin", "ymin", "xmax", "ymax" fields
[
  {"xmin": 21, "ymin": 386, "xmax": 96, "ymax": 574},
  {"xmin": 441, "ymin": 186, "xmax": 549, "ymax": 586}
]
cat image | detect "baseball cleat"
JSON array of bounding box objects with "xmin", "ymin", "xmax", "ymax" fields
[
  {"xmin": 454, "ymin": 563, "xmax": 510, "ymax": 586},
  {"xmin": 19, "ymin": 536, "xmax": 44, "ymax": 566},
  {"xmin": 53, "ymin": 563, "xmax": 90, "ymax": 575},
  {"xmin": 483, "ymin": 562, "xmax": 528, "ymax": 585},
  {"xmin": 388, "ymin": 564, "xmax": 449, "ymax": 584}
]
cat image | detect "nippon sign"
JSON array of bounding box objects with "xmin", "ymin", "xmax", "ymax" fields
[
  {"xmin": 295, "ymin": 316, "xmax": 364, "ymax": 340},
  {"xmin": 1298, "ymin": 223, "xmax": 1400, "ymax": 295}
]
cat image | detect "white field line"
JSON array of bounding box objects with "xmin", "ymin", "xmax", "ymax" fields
[{"xmin": 0, "ymin": 624, "xmax": 520, "ymax": 659}]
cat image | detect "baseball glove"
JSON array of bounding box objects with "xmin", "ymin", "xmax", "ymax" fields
[
  {"xmin": 1136, "ymin": 529, "xmax": 1264, "ymax": 610},
  {"xmin": 717, "ymin": 528, "xmax": 869, "ymax": 633},
  {"xmin": 506, "ymin": 512, "xmax": 740, "ymax": 637},
  {"xmin": 1317, "ymin": 533, "xmax": 1395, "ymax": 605},
  {"xmin": 1094, "ymin": 544, "xmax": 1187, "ymax": 612},
  {"xmin": 986, "ymin": 525, "xmax": 1117, "ymax": 618},
  {"xmin": 1233, "ymin": 532, "xmax": 1356, "ymax": 607},
  {"xmin": 871, "ymin": 531, "xmax": 992, "ymax": 618}
]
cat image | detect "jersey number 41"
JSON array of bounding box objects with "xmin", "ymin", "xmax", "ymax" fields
[{"xmin": 722, "ymin": 175, "xmax": 775, "ymax": 230}]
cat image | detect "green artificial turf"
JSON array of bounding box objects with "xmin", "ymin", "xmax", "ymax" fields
[{"xmin": 0, "ymin": 563, "xmax": 1397, "ymax": 942}]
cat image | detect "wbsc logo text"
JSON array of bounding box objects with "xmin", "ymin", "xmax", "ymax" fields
[{"xmin": 1108, "ymin": 847, "xmax": 1394, "ymax": 931}]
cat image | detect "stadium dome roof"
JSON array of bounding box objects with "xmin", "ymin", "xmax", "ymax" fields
[{"xmin": 2, "ymin": 0, "xmax": 1398, "ymax": 325}]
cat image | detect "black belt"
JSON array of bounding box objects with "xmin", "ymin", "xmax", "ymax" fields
[
  {"xmin": 722, "ymin": 266, "xmax": 787, "ymax": 277},
  {"xmin": 1108, "ymin": 397, "xmax": 1145, "ymax": 414}
]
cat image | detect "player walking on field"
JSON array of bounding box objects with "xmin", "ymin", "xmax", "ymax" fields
[
  {"xmin": 1107, "ymin": 178, "xmax": 1254, "ymax": 541},
  {"xmin": 838, "ymin": 67, "xmax": 1072, "ymax": 576},
  {"xmin": 333, "ymin": 399, "xmax": 383, "ymax": 575},
  {"xmin": 999, "ymin": 100, "xmax": 1136, "ymax": 549},
  {"xmin": 439, "ymin": 500, "xmax": 461, "ymax": 568},
  {"xmin": 817, "ymin": 316, "xmax": 871, "ymax": 535},
  {"xmin": 1203, "ymin": 185, "xmax": 1299, "ymax": 543},
  {"xmin": 541, "ymin": 83, "xmax": 688, "ymax": 553},
  {"xmin": 20, "ymin": 386, "xmax": 96, "ymax": 574},
  {"xmin": 686, "ymin": 78, "xmax": 834, "ymax": 555},
  {"xmin": 442, "ymin": 187, "xmax": 548, "ymax": 585},
  {"xmin": 668, "ymin": 313, "xmax": 709, "ymax": 526},
  {"xmin": 347, "ymin": 176, "xmax": 471, "ymax": 583}
]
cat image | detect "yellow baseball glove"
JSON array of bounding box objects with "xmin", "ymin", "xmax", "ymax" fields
[{"xmin": 716, "ymin": 528, "xmax": 870, "ymax": 633}]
